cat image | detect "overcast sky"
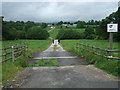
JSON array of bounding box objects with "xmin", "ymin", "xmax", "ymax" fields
[{"xmin": 1, "ymin": 2, "xmax": 118, "ymax": 22}]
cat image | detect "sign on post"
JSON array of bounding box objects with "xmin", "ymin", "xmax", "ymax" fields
[
  {"xmin": 107, "ymin": 24, "xmax": 118, "ymax": 32},
  {"xmin": 107, "ymin": 24, "xmax": 118, "ymax": 53}
]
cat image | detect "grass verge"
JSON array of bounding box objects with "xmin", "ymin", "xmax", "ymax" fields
[
  {"xmin": 2, "ymin": 53, "xmax": 30, "ymax": 85},
  {"xmin": 2, "ymin": 40, "xmax": 52, "ymax": 86},
  {"xmin": 61, "ymin": 39, "xmax": 120, "ymax": 76}
]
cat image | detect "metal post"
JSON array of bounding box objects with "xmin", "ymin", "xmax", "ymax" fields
[{"xmin": 11, "ymin": 46, "xmax": 15, "ymax": 62}]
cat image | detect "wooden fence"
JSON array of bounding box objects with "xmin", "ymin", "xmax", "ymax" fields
[
  {"xmin": 76, "ymin": 43, "xmax": 120, "ymax": 60},
  {"xmin": 0, "ymin": 43, "xmax": 28, "ymax": 63}
]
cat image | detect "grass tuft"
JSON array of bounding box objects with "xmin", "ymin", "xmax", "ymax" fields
[{"xmin": 28, "ymin": 58, "xmax": 59, "ymax": 67}]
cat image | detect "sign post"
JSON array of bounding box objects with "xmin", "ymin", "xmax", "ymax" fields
[
  {"xmin": 107, "ymin": 24, "xmax": 118, "ymax": 51},
  {"xmin": 109, "ymin": 32, "xmax": 113, "ymax": 50}
]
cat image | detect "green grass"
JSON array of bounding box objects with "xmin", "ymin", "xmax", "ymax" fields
[
  {"xmin": 25, "ymin": 40, "xmax": 52, "ymax": 53},
  {"xmin": 1, "ymin": 40, "xmax": 52, "ymax": 62},
  {"xmin": 84, "ymin": 25, "xmax": 99, "ymax": 27},
  {"xmin": 28, "ymin": 58, "xmax": 59, "ymax": 67},
  {"xmin": 49, "ymin": 29, "xmax": 59, "ymax": 39},
  {"xmin": 59, "ymin": 26, "xmax": 85, "ymax": 32},
  {"xmin": 49, "ymin": 26, "xmax": 85, "ymax": 39},
  {"xmin": 2, "ymin": 61, "xmax": 22, "ymax": 84},
  {"xmin": 2, "ymin": 40, "xmax": 52, "ymax": 85},
  {"xmin": 2, "ymin": 55, "xmax": 27, "ymax": 85},
  {"xmin": 61, "ymin": 39, "xmax": 120, "ymax": 76},
  {"xmin": 45, "ymin": 26, "xmax": 52, "ymax": 31},
  {"xmin": 61, "ymin": 39, "xmax": 119, "ymax": 50},
  {"xmin": 63, "ymin": 28, "xmax": 85, "ymax": 33},
  {"xmin": 53, "ymin": 45, "xmax": 57, "ymax": 51},
  {"xmin": 2, "ymin": 40, "xmax": 52, "ymax": 52}
]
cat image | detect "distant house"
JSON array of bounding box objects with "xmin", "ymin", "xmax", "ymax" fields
[
  {"xmin": 62, "ymin": 24, "xmax": 77, "ymax": 26},
  {"xmin": 51, "ymin": 26, "xmax": 55, "ymax": 29},
  {"xmin": 48, "ymin": 24, "xmax": 56, "ymax": 27},
  {"xmin": 62, "ymin": 24, "xmax": 68, "ymax": 26},
  {"xmin": 48, "ymin": 24, "xmax": 51, "ymax": 26},
  {"xmin": 73, "ymin": 24, "xmax": 77, "ymax": 26}
]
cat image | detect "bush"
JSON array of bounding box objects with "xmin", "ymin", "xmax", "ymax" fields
[
  {"xmin": 84, "ymin": 27, "xmax": 95, "ymax": 39},
  {"xmin": 40, "ymin": 23, "xmax": 48, "ymax": 28},
  {"xmin": 27, "ymin": 26, "xmax": 49, "ymax": 40},
  {"xmin": 76, "ymin": 21, "xmax": 85, "ymax": 28}
]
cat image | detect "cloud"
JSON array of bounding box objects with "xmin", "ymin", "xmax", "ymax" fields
[{"xmin": 2, "ymin": 2, "xmax": 118, "ymax": 22}]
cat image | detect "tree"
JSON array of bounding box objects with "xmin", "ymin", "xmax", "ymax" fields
[
  {"xmin": 57, "ymin": 21, "xmax": 63, "ymax": 26},
  {"xmin": 96, "ymin": 7, "xmax": 120, "ymax": 40},
  {"xmin": 7, "ymin": 28, "xmax": 18, "ymax": 40},
  {"xmin": 76, "ymin": 21, "xmax": 85, "ymax": 28},
  {"xmin": 2, "ymin": 20, "xmax": 49, "ymax": 40},
  {"xmin": 84, "ymin": 27, "xmax": 95, "ymax": 39},
  {"xmin": 27, "ymin": 26, "xmax": 49, "ymax": 40},
  {"xmin": 67, "ymin": 22, "xmax": 70, "ymax": 24},
  {"xmin": 63, "ymin": 22, "xmax": 67, "ymax": 24},
  {"xmin": 15, "ymin": 21, "xmax": 25, "ymax": 30},
  {"xmin": 16, "ymin": 30, "xmax": 26, "ymax": 39},
  {"xmin": 24, "ymin": 21, "xmax": 35, "ymax": 32},
  {"xmin": 41, "ymin": 23, "xmax": 47, "ymax": 28}
]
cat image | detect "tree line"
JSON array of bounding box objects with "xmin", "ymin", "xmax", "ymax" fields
[
  {"xmin": 57, "ymin": 7, "xmax": 120, "ymax": 41},
  {"xmin": 96, "ymin": 7, "xmax": 120, "ymax": 41},
  {"xmin": 1, "ymin": 7, "xmax": 119, "ymax": 41},
  {"xmin": 2, "ymin": 19, "xmax": 49, "ymax": 40},
  {"xmin": 57, "ymin": 20, "xmax": 100, "ymax": 26}
]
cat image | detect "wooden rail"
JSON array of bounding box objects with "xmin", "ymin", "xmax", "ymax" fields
[
  {"xmin": 0, "ymin": 43, "xmax": 28, "ymax": 63},
  {"xmin": 76, "ymin": 43, "xmax": 120, "ymax": 60}
]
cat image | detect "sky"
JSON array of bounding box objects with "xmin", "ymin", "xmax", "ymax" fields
[{"xmin": 1, "ymin": 2, "xmax": 118, "ymax": 23}]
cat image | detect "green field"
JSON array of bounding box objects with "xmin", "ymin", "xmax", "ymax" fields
[
  {"xmin": 61, "ymin": 39, "xmax": 119, "ymax": 50},
  {"xmin": 2, "ymin": 40, "xmax": 52, "ymax": 52},
  {"xmin": 2, "ymin": 40, "xmax": 52, "ymax": 85},
  {"xmin": 61, "ymin": 40, "xmax": 120, "ymax": 76},
  {"xmin": 49, "ymin": 29, "xmax": 59, "ymax": 39},
  {"xmin": 49, "ymin": 26, "xmax": 85, "ymax": 39}
]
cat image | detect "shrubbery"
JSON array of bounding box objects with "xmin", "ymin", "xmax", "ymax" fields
[
  {"xmin": 84, "ymin": 27, "xmax": 95, "ymax": 39},
  {"xmin": 76, "ymin": 21, "xmax": 85, "ymax": 28},
  {"xmin": 2, "ymin": 20, "xmax": 49, "ymax": 40},
  {"xmin": 26, "ymin": 26, "xmax": 49, "ymax": 40}
]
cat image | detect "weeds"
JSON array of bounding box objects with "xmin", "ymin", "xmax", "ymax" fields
[
  {"xmin": 28, "ymin": 58, "xmax": 59, "ymax": 67},
  {"xmin": 61, "ymin": 40, "xmax": 120, "ymax": 76},
  {"xmin": 2, "ymin": 52, "xmax": 30, "ymax": 85},
  {"xmin": 53, "ymin": 45, "xmax": 57, "ymax": 51},
  {"xmin": 2, "ymin": 40, "xmax": 52, "ymax": 85}
]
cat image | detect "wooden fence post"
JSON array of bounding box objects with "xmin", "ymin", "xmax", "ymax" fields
[{"xmin": 11, "ymin": 46, "xmax": 15, "ymax": 62}]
